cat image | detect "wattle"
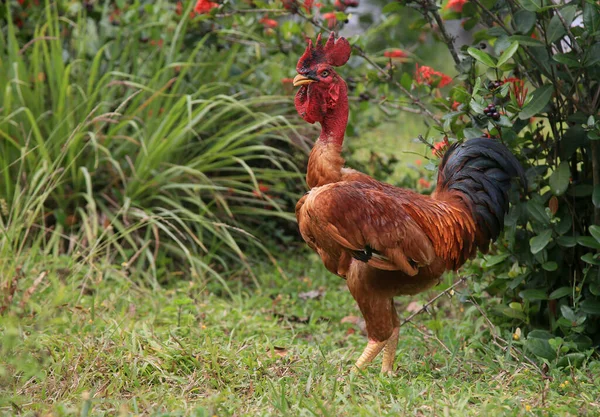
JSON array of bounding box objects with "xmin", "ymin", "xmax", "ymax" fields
[{"xmin": 295, "ymin": 84, "xmax": 325, "ymax": 124}]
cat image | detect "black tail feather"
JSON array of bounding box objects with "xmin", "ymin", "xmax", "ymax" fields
[{"xmin": 435, "ymin": 138, "xmax": 526, "ymax": 251}]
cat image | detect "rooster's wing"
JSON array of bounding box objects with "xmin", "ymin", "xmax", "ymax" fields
[{"xmin": 296, "ymin": 182, "xmax": 436, "ymax": 277}]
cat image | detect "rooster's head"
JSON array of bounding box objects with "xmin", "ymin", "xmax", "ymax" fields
[{"xmin": 293, "ymin": 33, "xmax": 351, "ymax": 124}]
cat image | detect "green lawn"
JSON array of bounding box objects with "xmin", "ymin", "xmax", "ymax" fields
[{"xmin": 1, "ymin": 253, "xmax": 599, "ymax": 416}]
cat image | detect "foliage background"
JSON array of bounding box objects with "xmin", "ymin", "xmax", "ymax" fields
[{"xmin": 1, "ymin": 0, "xmax": 600, "ymax": 414}]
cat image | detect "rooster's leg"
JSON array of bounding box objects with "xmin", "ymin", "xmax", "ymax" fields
[
  {"xmin": 353, "ymin": 339, "xmax": 386, "ymax": 370},
  {"xmin": 381, "ymin": 326, "xmax": 400, "ymax": 374}
]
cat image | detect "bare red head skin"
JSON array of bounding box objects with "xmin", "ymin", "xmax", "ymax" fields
[{"xmin": 293, "ymin": 33, "xmax": 351, "ymax": 146}]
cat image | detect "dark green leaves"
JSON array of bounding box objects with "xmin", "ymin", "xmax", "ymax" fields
[
  {"xmin": 467, "ymin": 47, "xmax": 496, "ymax": 67},
  {"xmin": 549, "ymin": 161, "xmax": 570, "ymax": 196},
  {"xmin": 530, "ymin": 230, "xmax": 552, "ymax": 254},
  {"xmin": 518, "ymin": 0, "xmax": 542, "ymax": 12},
  {"xmin": 583, "ymin": 2, "xmax": 600, "ymax": 34},
  {"xmin": 514, "ymin": 10, "xmax": 536, "ymax": 33},
  {"xmin": 518, "ymin": 84, "xmax": 553, "ymax": 120},
  {"xmin": 497, "ymin": 42, "xmax": 519, "ymax": 67},
  {"xmin": 546, "ymin": 15, "xmax": 566, "ymax": 43},
  {"xmin": 593, "ymin": 186, "xmax": 600, "ymax": 208}
]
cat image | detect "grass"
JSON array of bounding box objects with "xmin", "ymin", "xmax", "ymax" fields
[{"xmin": 2, "ymin": 253, "xmax": 599, "ymax": 417}]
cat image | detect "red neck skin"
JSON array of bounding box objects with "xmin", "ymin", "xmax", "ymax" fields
[{"xmin": 317, "ymin": 81, "xmax": 348, "ymax": 146}]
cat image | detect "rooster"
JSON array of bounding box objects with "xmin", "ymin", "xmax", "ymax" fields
[{"xmin": 292, "ymin": 33, "xmax": 525, "ymax": 374}]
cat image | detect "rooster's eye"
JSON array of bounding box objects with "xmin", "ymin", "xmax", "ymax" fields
[{"xmin": 321, "ymin": 70, "xmax": 330, "ymax": 77}]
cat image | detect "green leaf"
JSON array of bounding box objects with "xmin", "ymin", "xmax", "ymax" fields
[
  {"xmin": 578, "ymin": 236, "xmax": 600, "ymax": 249},
  {"xmin": 527, "ymin": 199, "xmax": 550, "ymax": 225},
  {"xmin": 542, "ymin": 261, "xmax": 558, "ymax": 271},
  {"xmin": 525, "ymin": 337, "xmax": 556, "ymax": 361},
  {"xmin": 568, "ymin": 184, "xmax": 594, "ymax": 197},
  {"xmin": 584, "ymin": 43, "xmax": 600, "ymax": 67},
  {"xmin": 560, "ymin": 5, "xmax": 578, "ymax": 27},
  {"xmin": 581, "ymin": 253, "xmax": 600, "ymax": 265},
  {"xmin": 557, "ymin": 236, "xmax": 577, "ymax": 247},
  {"xmin": 508, "ymin": 35, "xmax": 545, "ymax": 47},
  {"xmin": 514, "ymin": 10, "xmax": 536, "ymax": 33},
  {"xmin": 561, "ymin": 305, "xmax": 578, "ymax": 322},
  {"xmin": 463, "ymin": 127, "xmax": 485, "ymax": 139},
  {"xmin": 549, "ymin": 161, "xmax": 570, "ymax": 196},
  {"xmin": 483, "ymin": 253, "xmax": 510, "ymax": 267},
  {"xmin": 494, "ymin": 305, "xmax": 527, "ymax": 320},
  {"xmin": 580, "ymin": 300, "xmax": 600, "ymax": 315},
  {"xmin": 467, "ymin": 47, "xmax": 497, "ymax": 67},
  {"xmin": 583, "ymin": 2, "xmax": 600, "ymax": 34},
  {"xmin": 518, "ymin": 0, "xmax": 542, "ymax": 12},
  {"xmin": 552, "ymin": 53, "xmax": 580, "ymax": 67},
  {"xmin": 530, "ymin": 229, "xmax": 552, "ymax": 254},
  {"xmin": 547, "ymin": 15, "xmax": 566, "ymax": 43},
  {"xmin": 519, "ymin": 84, "xmax": 553, "ymax": 120},
  {"xmin": 593, "ymin": 185, "xmax": 600, "ymax": 208},
  {"xmin": 519, "ymin": 289, "xmax": 548, "ymax": 301},
  {"xmin": 382, "ymin": 2, "xmax": 403, "ymax": 13},
  {"xmin": 497, "ymin": 42, "xmax": 519, "ymax": 67},
  {"xmin": 557, "ymin": 353, "xmax": 586, "ymax": 368},
  {"xmin": 590, "ymin": 225, "xmax": 600, "ymax": 243},
  {"xmin": 549, "ymin": 287, "xmax": 572, "ymax": 299}
]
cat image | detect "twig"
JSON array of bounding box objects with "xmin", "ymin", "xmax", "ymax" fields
[
  {"xmin": 554, "ymin": 9, "xmax": 582, "ymax": 55},
  {"xmin": 399, "ymin": 275, "xmax": 468, "ymax": 328},
  {"xmin": 416, "ymin": 134, "xmax": 435, "ymax": 150},
  {"xmin": 467, "ymin": 296, "xmax": 544, "ymax": 376},
  {"xmin": 18, "ymin": 36, "xmax": 58, "ymax": 55},
  {"xmin": 19, "ymin": 271, "xmax": 47, "ymax": 309},
  {"xmin": 215, "ymin": 8, "xmax": 288, "ymax": 18},
  {"xmin": 422, "ymin": 0, "xmax": 461, "ymax": 67}
]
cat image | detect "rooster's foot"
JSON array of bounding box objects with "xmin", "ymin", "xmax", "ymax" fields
[
  {"xmin": 353, "ymin": 339, "xmax": 386, "ymax": 371},
  {"xmin": 381, "ymin": 327, "xmax": 400, "ymax": 375}
]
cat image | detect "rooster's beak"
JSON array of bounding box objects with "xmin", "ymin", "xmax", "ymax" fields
[{"xmin": 293, "ymin": 74, "xmax": 316, "ymax": 87}]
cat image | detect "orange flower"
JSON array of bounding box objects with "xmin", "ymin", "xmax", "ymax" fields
[
  {"xmin": 415, "ymin": 64, "xmax": 452, "ymax": 88},
  {"xmin": 194, "ymin": 0, "xmax": 218, "ymax": 14},
  {"xmin": 415, "ymin": 159, "xmax": 422, "ymax": 166},
  {"xmin": 446, "ymin": 0, "xmax": 467, "ymax": 12},
  {"xmin": 418, "ymin": 178, "xmax": 431, "ymax": 188},
  {"xmin": 432, "ymin": 137, "xmax": 450, "ymax": 157},
  {"xmin": 384, "ymin": 49, "xmax": 407, "ymax": 59},
  {"xmin": 322, "ymin": 12, "xmax": 337, "ymax": 29},
  {"xmin": 260, "ymin": 16, "xmax": 278, "ymax": 28}
]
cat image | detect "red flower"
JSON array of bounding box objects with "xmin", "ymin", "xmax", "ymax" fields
[
  {"xmin": 176, "ymin": 1, "xmax": 183, "ymax": 15},
  {"xmin": 334, "ymin": 0, "xmax": 359, "ymax": 11},
  {"xmin": 322, "ymin": 12, "xmax": 337, "ymax": 29},
  {"xmin": 415, "ymin": 64, "xmax": 452, "ymax": 88},
  {"xmin": 384, "ymin": 49, "xmax": 407, "ymax": 59},
  {"xmin": 505, "ymin": 77, "xmax": 528, "ymax": 108},
  {"xmin": 283, "ymin": 0, "xmax": 298, "ymax": 11},
  {"xmin": 418, "ymin": 178, "xmax": 431, "ymax": 188},
  {"xmin": 446, "ymin": 0, "xmax": 467, "ymax": 12},
  {"xmin": 260, "ymin": 16, "xmax": 278, "ymax": 28},
  {"xmin": 432, "ymin": 137, "xmax": 450, "ymax": 157},
  {"xmin": 304, "ymin": 0, "xmax": 314, "ymax": 12},
  {"xmin": 451, "ymin": 101, "xmax": 460, "ymax": 110},
  {"xmin": 415, "ymin": 159, "xmax": 422, "ymax": 166},
  {"xmin": 194, "ymin": 0, "xmax": 218, "ymax": 14}
]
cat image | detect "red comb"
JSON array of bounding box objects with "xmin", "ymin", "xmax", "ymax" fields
[{"xmin": 296, "ymin": 32, "xmax": 351, "ymax": 73}]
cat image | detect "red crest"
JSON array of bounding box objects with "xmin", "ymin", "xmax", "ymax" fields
[{"xmin": 296, "ymin": 33, "xmax": 351, "ymax": 73}]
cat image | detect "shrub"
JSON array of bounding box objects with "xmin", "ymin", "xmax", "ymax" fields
[{"xmin": 0, "ymin": 2, "xmax": 303, "ymax": 282}]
